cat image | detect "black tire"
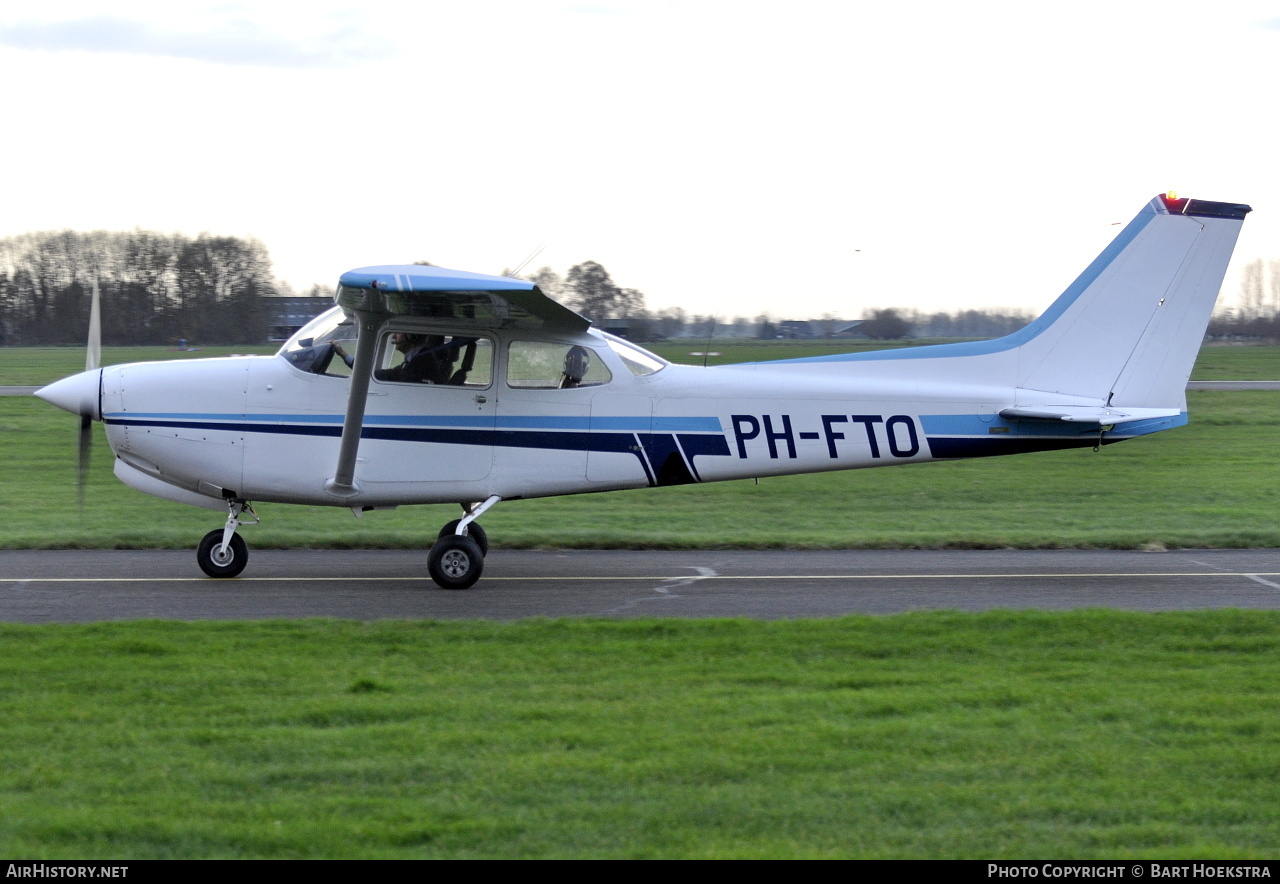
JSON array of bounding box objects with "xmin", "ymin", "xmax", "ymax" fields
[
  {"xmin": 438, "ymin": 519, "xmax": 488, "ymax": 556},
  {"xmin": 196, "ymin": 529, "xmax": 248, "ymax": 578},
  {"xmin": 428, "ymin": 535, "xmax": 484, "ymax": 590}
]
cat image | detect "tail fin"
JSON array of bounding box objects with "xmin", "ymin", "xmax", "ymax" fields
[
  {"xmin": 758, "ymin": 194, "xmax": 1250, "ymax": 416},
  {"xmin": 1012, "ymin": 194, "xmax": 1250, "ymax": 408}
]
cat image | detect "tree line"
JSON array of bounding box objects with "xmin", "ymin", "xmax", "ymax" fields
[
  {"xmin": 5, "ymin": 231, "xmax": 1274, "ymax": 346},
  {"xmin": 0, "ymin": 230, "xmax": 273, "ymax": 345},
  {"xmin": 523, "ymin": 261, "xmax": 1037, "ymax": 341}
]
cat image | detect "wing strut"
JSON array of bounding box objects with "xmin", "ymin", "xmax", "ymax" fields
[{"xmin": 325, "ymin": 295, "xmax": 387, "ymax": 497}]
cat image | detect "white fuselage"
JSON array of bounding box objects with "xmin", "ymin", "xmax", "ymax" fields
[{"xmin": 97, "ymin": 325, "xmax": 1171, "ymax": 511}]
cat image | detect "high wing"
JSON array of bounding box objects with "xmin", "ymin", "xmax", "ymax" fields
[
  {"xmin": 327, "ymin": 265, "xmax": 590, "ymax": 495},
  {"xmin": 335, "ymin": 265, "xmax": 589, "ymax": 334}
]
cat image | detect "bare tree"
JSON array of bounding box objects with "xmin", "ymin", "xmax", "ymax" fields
[
  {"xmin": 565, "ymin": 261, "xmax": 645, "ymax": 323},
  {"xmin": 1240, "ymin": 258, "xmax": 1264, "ymax": 320},
  {"xmin": 0, "ymin": 229, "xmax": 275, "ymax": 345}
]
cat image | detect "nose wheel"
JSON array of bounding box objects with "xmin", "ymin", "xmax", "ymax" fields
[{"xmin": 196, "ymin": 499, "xmax": 257, "ymax": 579}]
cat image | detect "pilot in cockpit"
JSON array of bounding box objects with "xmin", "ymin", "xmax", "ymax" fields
[
  {"xmin": 560, "ymin": 345, "xmax": 590, "ymax": 389},
  {"xmin": 332, "ymin": 333, "xmax": 454, "ymax": 384}
]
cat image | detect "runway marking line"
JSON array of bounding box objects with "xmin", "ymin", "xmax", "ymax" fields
[{"xmin": 5, "ymin": 572, "xmax": 1280, "ymax": 584}]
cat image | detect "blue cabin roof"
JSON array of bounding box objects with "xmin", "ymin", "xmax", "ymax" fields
[{"xmin": 338, "ymin": 265, "xmax": 535, "ymax": 293}]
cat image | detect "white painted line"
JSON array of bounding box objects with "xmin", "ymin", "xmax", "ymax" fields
[{"xmin": 4, "ymin": 571, "xmax": 1280, "ymax": 584}]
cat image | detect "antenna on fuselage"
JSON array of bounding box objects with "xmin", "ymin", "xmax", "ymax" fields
[
  {"xmin": 702, "ymin": 315, "xmax": 717, "ymax": 368},
  {"xmin": 507, "ymin": 245, "xmax": 545, "ymax": 278}
]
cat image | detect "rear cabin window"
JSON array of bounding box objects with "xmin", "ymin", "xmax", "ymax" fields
[{"xmin": 506, "ymin": 342, "xmax": 611, "ymax": 389}]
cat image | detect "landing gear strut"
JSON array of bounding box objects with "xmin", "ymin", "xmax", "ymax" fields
[
  {"xmin": 196, "ymin": 499, "xmax": 258, "ymax": 578},
  {"xmin": 427, "ymin": 496, "xmax": 500, "ymax": 590}
]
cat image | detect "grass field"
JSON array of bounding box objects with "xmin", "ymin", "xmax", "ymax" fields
[
  {"xmin": 3, "ymin": 612, "xmax": 1280, "ymax": 859},
  {"xmin": 2, "ymin": 341, "xmax": 1279, "ymax": 551},
  {"xmin": 2, "ymin": 389, "xmax": 1277, "ymax": 551},
  {"xmin": 5, "ymin": 338, "xmax": 1280, "ymax": 383}
]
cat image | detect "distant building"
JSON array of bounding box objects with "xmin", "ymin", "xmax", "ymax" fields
[
  {"xmin": 268, "ymin": 295, "xmax": 333, "ymax": 341},
  {"xmin": 777, "ymin": 320, "xmax": 815, "ymax": 339}
]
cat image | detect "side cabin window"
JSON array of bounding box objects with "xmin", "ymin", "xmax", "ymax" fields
[
  {"xmin": 374, "ymin": 331, "xmax": 493, "ymax": 387},
  {"xmin": 506, "ymin": 341, "xmax": 611, "ymax": 390}
]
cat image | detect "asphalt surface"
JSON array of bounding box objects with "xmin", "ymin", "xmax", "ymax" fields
[{"xmin": 3, "ymin": 548, "xmax": 1280, "ymax": 623}]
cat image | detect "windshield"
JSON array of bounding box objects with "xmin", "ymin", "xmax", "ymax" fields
[
  {"xmin": 604, "ymin": 335, "xmax": 667, "ymax": 377},
  {"xmin": 277, "ymin": 306, "xmax": 358, "ymax": 376}
]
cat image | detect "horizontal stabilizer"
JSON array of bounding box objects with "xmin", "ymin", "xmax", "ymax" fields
[{"xmin": 999, "ymin": 406, "xmax": 1182, "ymax": 425}]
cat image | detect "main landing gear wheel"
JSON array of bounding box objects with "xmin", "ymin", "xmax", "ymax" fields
[
  {"xmin": 428, "ymin": 534, "xmax": 484, "ymax": 590},
  {"xmin": 196, "ymin": 529, "xmax": 248, "ymax": 578},
  {"xmin": 438, "ymin": 519, "xmax": 489, "ymax": 556}
]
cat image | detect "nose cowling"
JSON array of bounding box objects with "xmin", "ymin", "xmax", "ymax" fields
[{"xmin": 35, "ymin": 369, "xmax": 102, "ymax": 421}]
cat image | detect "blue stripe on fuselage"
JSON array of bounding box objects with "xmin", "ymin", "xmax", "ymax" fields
[
  {"xmin": 102, "ymin": 413, "xmax": 731, "ymax": 486},
  {"xmin": 106, "ymin": 412, "xmax": 722, "ymax": 432}
]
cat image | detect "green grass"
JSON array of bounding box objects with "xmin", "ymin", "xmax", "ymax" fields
[
  {"xmin": 5, "ymin": 343, "xmax": 1280, "ymax": 860},
  {"xmin": 4, "ymin": 340, "xmax": 1279, "ymax": 384},
  {"xmin": 0, "ymin": 345, "xmax": 278, "ymax": 385},
  {"xmin": 2, "ymin": 612, "xmax": 1279, "ymax": 859},
  {"xmin": 2, "ymin": 390, "xmax": 1277, "ymax": 550},
  {"xmin": 4, "ymin": 344, "xmax": 1279, "ymax": 553}
]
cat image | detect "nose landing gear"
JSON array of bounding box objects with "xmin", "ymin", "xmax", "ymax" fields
[{"xmin": 196, "ymin": 499, "xmax": 257, "ymax": 579}]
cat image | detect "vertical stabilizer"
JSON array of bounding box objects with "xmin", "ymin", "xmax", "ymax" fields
[{"xmin": 1013, "ymin": 194, "xmax": 1250, "ymax": 408}]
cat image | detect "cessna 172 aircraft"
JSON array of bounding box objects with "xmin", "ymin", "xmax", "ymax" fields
[{"xmin": 36, "ymin": 192, "xmax": 1251, "ymax": 589}]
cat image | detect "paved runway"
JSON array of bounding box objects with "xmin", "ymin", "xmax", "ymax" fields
[{"xmin": 3, "ymin": 548, "xmax": 1280, "ymax": 623}]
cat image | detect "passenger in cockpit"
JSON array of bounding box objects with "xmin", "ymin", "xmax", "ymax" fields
[{"xmin": 560, "ymin": 346, "xmax": 590, "ymax": 389}]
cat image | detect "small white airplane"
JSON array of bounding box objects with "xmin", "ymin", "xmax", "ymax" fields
[{"xmin": 36, "ymin": 192, "xmax": 1251, "ymax": 588}]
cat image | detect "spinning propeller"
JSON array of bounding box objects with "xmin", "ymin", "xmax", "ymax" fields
[
  {"xmin": 34, "ymin": 280, "xmax": 103, "ymax": 509},
  {"xmin": 77, "ymin": 279, "xmax": 102, "ymax": 505}
]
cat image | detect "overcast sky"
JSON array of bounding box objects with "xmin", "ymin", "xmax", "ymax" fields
[{"xmin": 2, "ymin": 1, "xmax": 1277, "ymax": 320}]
